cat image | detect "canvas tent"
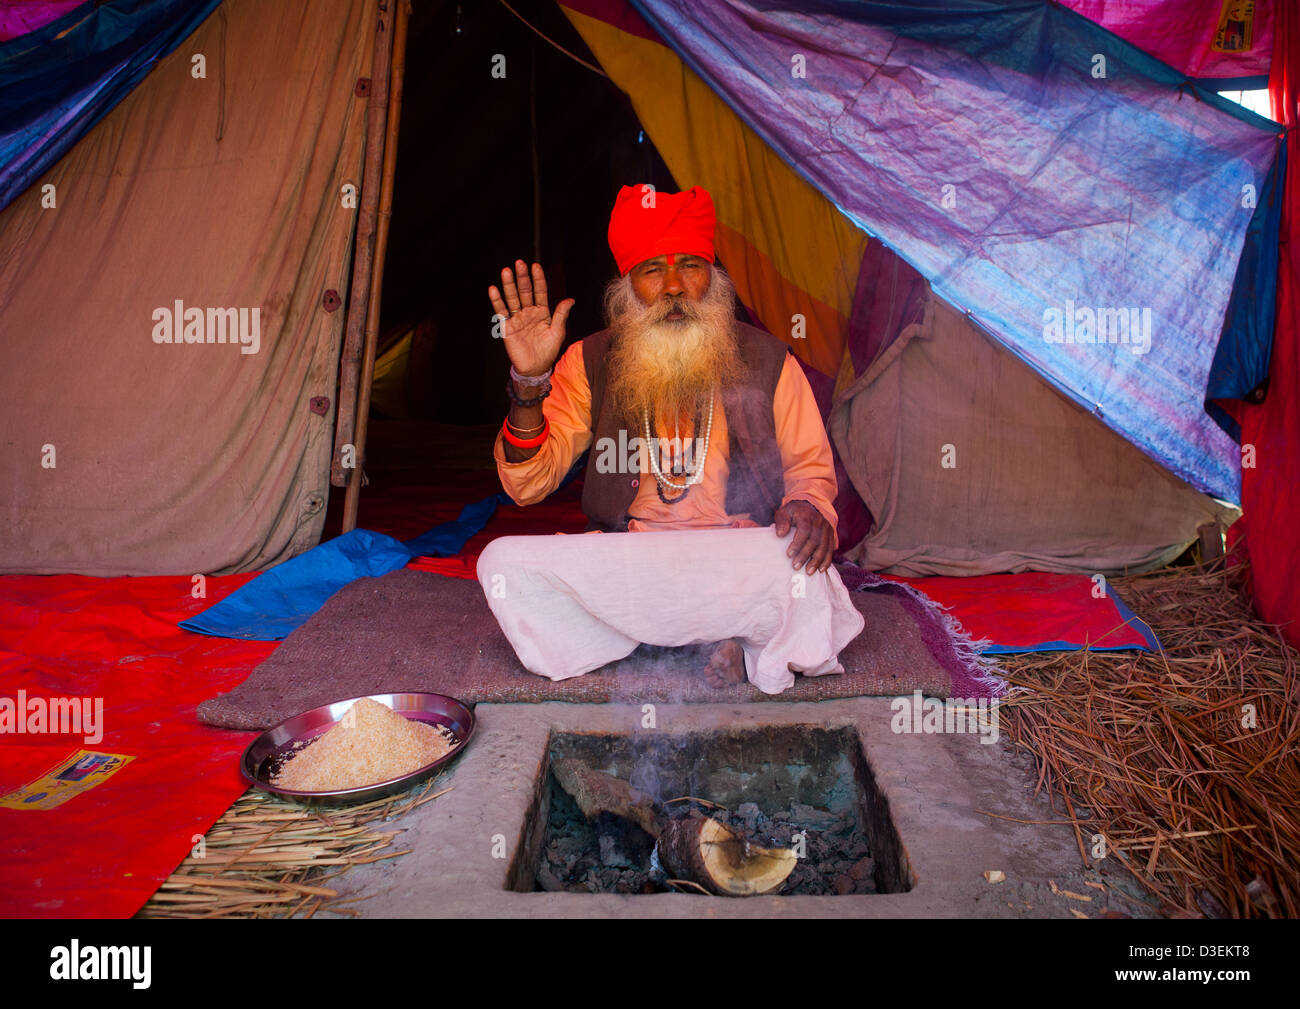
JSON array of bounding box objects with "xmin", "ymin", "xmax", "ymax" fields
[{"xmin": 1, "ymin": 1, "xmax": 1296, "ymax": 640}]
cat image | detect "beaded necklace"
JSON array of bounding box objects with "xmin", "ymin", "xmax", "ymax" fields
[{"xmin": 642, "ymin": 395, "xmax": 714, "ymax": 504}]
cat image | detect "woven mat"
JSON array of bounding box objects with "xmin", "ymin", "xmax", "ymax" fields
[{"xmin": 197, "ymin": 567, "xmax": 956, "ymax": 730}]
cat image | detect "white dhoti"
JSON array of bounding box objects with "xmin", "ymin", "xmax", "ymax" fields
[{"xmin": 475, "ymin": 527, "xmax": 866, "ymax": 694}]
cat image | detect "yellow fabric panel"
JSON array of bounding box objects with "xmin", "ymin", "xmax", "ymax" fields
[
  {"xmin": 371, "ymin": 329, "xmax": 414, "ymax": 419},
  {"xmin": 562, "ymin": 5, "xmax": 867, "ymax": 378},
  {"xmin": 715, "ymin": 220, "xmax": 854, "ymax": 377}
]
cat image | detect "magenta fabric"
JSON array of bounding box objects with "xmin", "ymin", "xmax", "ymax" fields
[
  {"xmin": 1063, "ymin": 0, "xmax": 1272, "ymax": 82},
  {"xmin": 0, "ymin": 0, "xmax": 82, "ymax": 42}
]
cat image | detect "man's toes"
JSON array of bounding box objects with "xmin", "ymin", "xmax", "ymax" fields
[{"xmin": 699, "ymin": 640, "xmax": 745, "ymax": 688}]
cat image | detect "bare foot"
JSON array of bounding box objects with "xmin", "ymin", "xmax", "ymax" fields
[{"xmin": 702, "ymin": 639, "xmax": 746, "ymax": 688}]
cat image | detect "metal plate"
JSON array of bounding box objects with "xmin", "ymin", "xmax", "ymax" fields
[{"xmin": 239, "ymin": 692, "xmax": 474, "ymax": 803}]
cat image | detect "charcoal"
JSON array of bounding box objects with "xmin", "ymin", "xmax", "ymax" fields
[
  {"xmin": 848, "ymin": 856, "xmax": 875, "ymax": 881},
  {"xmin": 534, "ymin": 767, "xmax": 874, "ymax": 896}
]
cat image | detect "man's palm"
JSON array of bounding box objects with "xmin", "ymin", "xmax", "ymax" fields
[{"xmin": 489, "ymin": 259, "xmax": 574, "ymax": 377}]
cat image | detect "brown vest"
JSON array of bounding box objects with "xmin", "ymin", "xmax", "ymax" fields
[{"xmin": 580, "ymin": 321, "xmax": 790, "ymax": 532}]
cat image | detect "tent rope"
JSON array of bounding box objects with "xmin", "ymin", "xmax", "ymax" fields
[{"xmin": 495, "ymin": 0, "xmax": 609, "ymax": 79}]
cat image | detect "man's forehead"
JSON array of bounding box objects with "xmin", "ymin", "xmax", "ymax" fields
[{"xmin": 634, "ymin": 253, "xmax": 708, "ymax": 269}]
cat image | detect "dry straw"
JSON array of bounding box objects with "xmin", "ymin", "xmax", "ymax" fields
[
  {"xmin": 137, "ymin": 776, "xmax": 450, "ymax": 918},
  {"xmin": 996, "ymin": 550, "xmax": 1297, "ymax": 918}
]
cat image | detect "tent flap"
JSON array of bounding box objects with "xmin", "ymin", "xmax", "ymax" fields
[
  {"xmin": 831, "ymin": 291, "xmax": 1239, "ymax": 576},
  {"xmin": 0, "ymin": 0, "xmax": 374, "ymax": 575}
]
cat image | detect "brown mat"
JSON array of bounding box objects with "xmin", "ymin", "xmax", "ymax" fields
[{"xmin": 197, "ymin": 568, "xmax": 953, "ymax": 730}]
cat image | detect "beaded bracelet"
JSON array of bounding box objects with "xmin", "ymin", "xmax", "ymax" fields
[
  {"xmin": 510, "ymin": 365, "xmax": 553, "ymax": 387},
  {"xmin": 506, "ymin": 376, "xmax": 551, "ymax": 407}
]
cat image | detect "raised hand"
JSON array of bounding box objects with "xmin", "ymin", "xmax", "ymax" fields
[{"xmin": 488, "ymin": 260, "xmax": 574, "ymax": 378}]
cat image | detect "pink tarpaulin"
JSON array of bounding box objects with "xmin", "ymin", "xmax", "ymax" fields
[
  {"xmin": 0, "ymin": 0, "xmax": 81, "ymax": 42},
  {"xmin": 1064, "ymin": 0, "xmax": 1272, "ymax": 81}
]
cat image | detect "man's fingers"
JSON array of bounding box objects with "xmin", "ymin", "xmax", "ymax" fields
[
  {"xmin": 532, "ymin": 262, "xmax": 549, "ymax": 312},
  {"xmin": 786, "ymin": 519, "xmax": 813, "ymax": 568},
  {"xmin": 500, "ymin": 266, "xmax": 522, "ymax": 313},
  {"xmin": 515, "ymin": 259, "xmax": 535, "ymax": 307},
  {"xmin": 773, "ymin": 508, "xmax": 791, "ymax": 537},
  {"xmin": 552, "ymin": 298, "xmax": 575, "ymax": 333},
  {"xmin": 488, "ymin": 285, "xmax": 509, "ymax": 320},
  {"xmin": 809, "ymin": 527, "xmax": 833, "ymax": 574}
]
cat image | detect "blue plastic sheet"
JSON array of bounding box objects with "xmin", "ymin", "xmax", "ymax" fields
[
  {"xmin": 180, "ymin": 495, "xmax": 503, "ymax": 641},
  {"xmin": 0, "ymin": 0, "xmax": 222, "ymax": 212}
]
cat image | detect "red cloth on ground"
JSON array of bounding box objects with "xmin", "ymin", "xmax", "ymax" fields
[
  {"xmin": 881, "ymin": 572, "xmax": 1151, "ymax": 651},
  {"xmin": 0, "ymin": 573, "xmax": 273, "ymax": 918}
]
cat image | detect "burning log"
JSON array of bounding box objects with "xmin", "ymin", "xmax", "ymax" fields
[
  {"xmin": 658, "ymin": 813, "xmax": 797, "ymax": 897},
  {"xmin": 551, "ymin": 759, "xmax": 796, "ymax": 896},
  {"xmin": 552, "ymin": 759, "xmax": 662, "ymax": 839}
]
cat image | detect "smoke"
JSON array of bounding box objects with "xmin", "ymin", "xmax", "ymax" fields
[
  {"xmin": 609, "ymin": 642, "xmax": 739, "ymax": 803},
  {"xmin": 597, "ymin": 265, "xmax": 758, "ymax": 796}
]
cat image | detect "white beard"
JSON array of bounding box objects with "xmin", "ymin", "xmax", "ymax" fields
[{"xmin": 603, "ymin": 265, "xmax": 745, "ymax": 423}]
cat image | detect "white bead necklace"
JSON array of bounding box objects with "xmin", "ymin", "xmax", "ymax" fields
[{"xmin": 643, "ymin": 395, "xmax": 714, "ymax": 491}]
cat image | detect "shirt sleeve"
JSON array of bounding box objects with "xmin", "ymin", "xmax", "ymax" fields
[
  {"xmin": 773, "ymin": 354, "xmax": 840, "ymax": 544},
  {"xmin": 493, "ymin": 340, "xmax": 593, "ymax": 506}
]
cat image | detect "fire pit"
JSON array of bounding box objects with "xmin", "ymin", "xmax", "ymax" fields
[
  {"xmin": 508, "ymin": 725, "xmax": 912, "ymax": 897},
  {"xmin": 297, "ymin": 700, "xmax": 1029, "ymax": 918}
]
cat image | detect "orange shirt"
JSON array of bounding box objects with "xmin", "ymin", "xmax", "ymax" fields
[{"xmin": 495, "ymin": 340, "xmax": 839, "ymax": 542}]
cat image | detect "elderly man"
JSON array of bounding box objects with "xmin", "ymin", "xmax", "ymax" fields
[{"xmin": 477, "ymin": 184, "xmax": 863, "ymax": 692}]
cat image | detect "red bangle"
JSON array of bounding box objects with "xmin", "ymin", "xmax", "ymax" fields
[{"xmin": 502, "ymin": 416, "xmax": 549, "ymax": 448}]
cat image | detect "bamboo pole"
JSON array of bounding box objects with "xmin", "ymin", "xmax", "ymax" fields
[
  {"xmin": 342, "ymin": 0, "xmax": 410, "ymax": 529},
  {"xmin": 332, "ymin": 1, "xmax": 396, "ymax": 490}
]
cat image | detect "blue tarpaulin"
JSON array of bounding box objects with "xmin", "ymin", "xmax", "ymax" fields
[
  {"xmin": 180, "ymin": 495, "xmax": 503, "ymax": 641},
  {"xmin": 0, "ymin": 0, "xmax": 222, "ymax": 212}
]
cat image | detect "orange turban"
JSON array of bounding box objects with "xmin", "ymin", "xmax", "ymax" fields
[{"xmin": 607, "ymin": 184, "xmax": 716, "ymax": 275}]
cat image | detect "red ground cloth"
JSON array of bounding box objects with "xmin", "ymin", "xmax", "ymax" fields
[
  {"xmin": 880, "ymin": 572, "xmax": 1153, "ymax": 652},
  {"xmin": 0, "ymin": 573, "xmax": 273, "ymax": 918}
]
